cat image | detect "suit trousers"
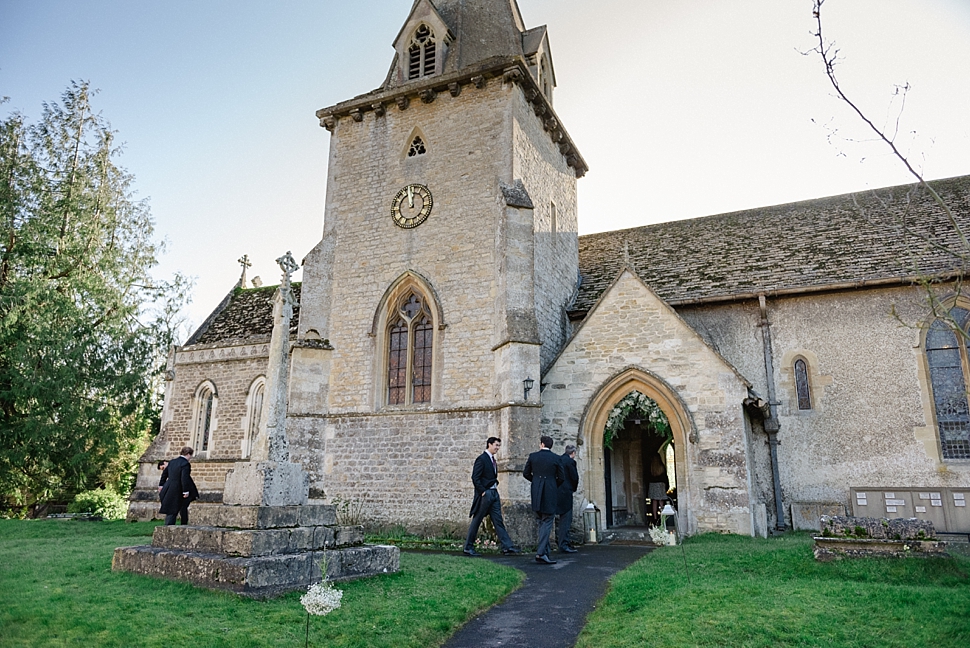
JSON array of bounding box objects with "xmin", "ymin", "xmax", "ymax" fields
[
  {"xmin": 164, "ymin": 501, "xmax": 190, "ymax": 526},
  {"xmin": 536, "ymin": 512, "xmax": 555, "ymax": 557},
  {"xmin": 557, "ymin": 506, "xmax": 573, "ymax": 549},
  {"xmin": 465, "ymin": 489, "xmax": 515, "ymax": 552}
]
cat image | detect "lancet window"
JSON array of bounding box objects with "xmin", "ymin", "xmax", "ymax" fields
[
  {"xmin": 794, "ymin": 358, "xmax": 812, "ymax": 410},
  {"xmin": 387, "ymin": 292, "xmax": 434, "ymax": 405},
  {"xmin": 193, "ymin": 382, "xmax": 216, "ymax": 453},
  {"xmin": 925, "ymin": 307, "xmax": 970, "ymax": 460},
  {"xmin": 408, "ymin": 25, "xmax": 437, "ymax": 79},
  {"xmin": 244, "ymin": 378, "xmax": 265, "ymax": 458}
]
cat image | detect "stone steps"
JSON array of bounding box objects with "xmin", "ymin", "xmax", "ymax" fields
[
  {"xmin": 113, "ymin": 543, "xmax": 398, "ymax": 598},
  {"xmin": 112, "ymin": 502, "xmax": 399, "ymax": 598},
  {"xmin": 600, "ymin": 526, "xmax": 662, "ymax": 547}
]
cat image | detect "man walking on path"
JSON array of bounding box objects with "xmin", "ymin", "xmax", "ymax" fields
[
  {"xmin": 464, "ymin": 437, "xmax": 521, "ymax": 556},
  {"xmin": 159, "ymin": 447, "xmax": 199, "ymax": 526},
  {"xmin": 557, "ymin": 444, "xmax": 579, "ymax": 553},
  {"xmin": 524, "ymin": 435, "xmax": 564, "ymax": 564}
]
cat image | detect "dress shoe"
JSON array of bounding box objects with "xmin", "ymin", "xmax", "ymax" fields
[
  {"xmin": 463, "ymin": 549, "xmax": 482, "ymax": 557},
  {"xmin": 502, "ymin": 547, "xmax": 522, "ymax": 555},
  {"xmin": 535, "ymin": 554, "xmax": 557, "ymax": 564},
  {"xmin": 559, "ymin": 546, "xmax": 578, "ymax": 553}
]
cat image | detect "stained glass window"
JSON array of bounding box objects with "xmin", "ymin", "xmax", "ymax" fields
[
  {"xmin": 926, "ymin": 308, "xmax": 970, "ymax": 460},
  {"xmin": 387, "ymin": 292, "xmax": 434, "ymax": 405},
  {"xmin": 413, "ymin": 316, "xmax": 433, "ymax": 403},
  {"xmin": 388, "ymin": 319, "xmax": 408, "ymax": 405},
  {"xmin": 794, "ymin": 359, "xmax": 812, "ymax": 410}
]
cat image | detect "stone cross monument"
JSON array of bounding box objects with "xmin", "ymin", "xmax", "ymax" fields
[
  {"xmin": 113, "ymin": 252, "xmax": 398, "ymax": 597},
  {"xmin": 223, "ymin": 251, "xmax": 309, "ymax": 506}
]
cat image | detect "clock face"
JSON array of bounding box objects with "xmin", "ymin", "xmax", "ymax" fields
[{"xmin": 391, "ymin": 184, "xmax": 433, "ymax": 229}]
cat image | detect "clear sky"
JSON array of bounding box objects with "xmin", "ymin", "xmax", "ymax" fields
[{"xmin": 2, "ymin": 0, "xmax": 969, "ymax": 331}]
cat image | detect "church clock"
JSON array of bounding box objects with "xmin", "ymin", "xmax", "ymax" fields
[{"xmin": 390, "ymin": 184, "xmax": 433, "ymax": 229}]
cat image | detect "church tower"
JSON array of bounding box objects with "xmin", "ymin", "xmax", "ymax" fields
[{"xmin": 289, "ymin": 0, "xmax": 586, "ymax": 537}]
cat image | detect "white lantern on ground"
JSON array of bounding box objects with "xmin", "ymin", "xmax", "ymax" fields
[{"xmin": 583, "ymin": 503, "xmax": 601, "ymax": 544}]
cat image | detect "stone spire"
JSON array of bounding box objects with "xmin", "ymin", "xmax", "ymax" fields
[{"xmin": 431, "ymin": 0, "xmax": 526, "ymax": 69}]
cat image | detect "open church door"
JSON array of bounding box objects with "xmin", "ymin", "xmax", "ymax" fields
[{"xmin": 603, "ymin": 391, "xmax": 674, "ymax": 528}]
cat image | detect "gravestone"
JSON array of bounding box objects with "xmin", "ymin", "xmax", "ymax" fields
[
  {"xmin": 113, "ymin": 253, "xmax": 399, "ymax": 597},
  {"xmin": 813, "ymin": 515, "xmax": 947, "ymax": 561}
]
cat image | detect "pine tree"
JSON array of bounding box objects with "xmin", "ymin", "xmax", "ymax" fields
[{"xmin": 0, "ymin": 82, "xmax": 188, "ymax": 516}]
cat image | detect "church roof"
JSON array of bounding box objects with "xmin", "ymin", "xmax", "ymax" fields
[
  {"xmin": 573, "ymin": 175, "xmax": 970, "ymax": 313},
  {"xmin": 185, "ymin": 176, "xmax": 970, "ymax": 348},
  {"xmin": 184, "ymin": 283, "xmax": 302, "ymax": 348}
]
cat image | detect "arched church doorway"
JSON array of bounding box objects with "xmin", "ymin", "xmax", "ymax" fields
[
  {"xmin": 580, "ymin": 368, "xmax": 694, "ymax": 536},
  {"xmin": 602, "ymin": 392, "xmax": 675, "ymax": 528}
]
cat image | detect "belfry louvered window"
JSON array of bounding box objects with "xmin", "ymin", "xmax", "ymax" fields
[
  {"xmin": 925, "ymin": 307, "xmax": 970, "ymax": 460},
  {"xmin": 388, "ymin": 293, "xmax": 433, "ymax": 405},
  {"xmin": 408, "ymin": 25, "xmax": 436, "ymax": 80}
]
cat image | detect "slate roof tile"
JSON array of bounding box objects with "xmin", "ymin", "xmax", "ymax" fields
[
  {"xmin": 574, "ymin": 175, "xmax": 970, "ymax": 312},
  {"xmin": 185, "ymin": 283, "xmax": 302, "ymax": 348}
]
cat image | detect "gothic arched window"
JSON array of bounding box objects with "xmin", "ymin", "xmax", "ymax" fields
[
  {"xmin": 388, "ymin": 292, "xmax": 434, "ymax": 405},
  {"xmin": 794, "ymin": 358, "xmax": 812, "ymax": 410},
  {"xmin": 193, "ymin": 382, "xmax": 217, "ymax": 454},
  {"xmin": 243, "ymin": 377, "xmax": 265, "ymax": 458},
  {"xmin": 925, "ymin": 308, "xmax": 970, "ymax": 460},
  {"xmin": 408, "ymin": 25, "xmax": 437, "ymax": 80}
]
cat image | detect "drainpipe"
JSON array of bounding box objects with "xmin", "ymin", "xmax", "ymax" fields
[{"xmin": 758, "ymin": 294, "xmax": 786, "ymax": 531}]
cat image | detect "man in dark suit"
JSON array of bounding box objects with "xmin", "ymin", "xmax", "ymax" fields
[
  {"xmin": 159, "ymin": 447, "xmax": 199, "ymax": 526},
  {"xmin": 464, "ymin": 437, "xmax": 521, "ymax": 556},
  {"xmin": 523, "ymin": 435, "xmax": 565, "ymax": 564},
  {"xmin": 556, "ymin": 444, "xmax": 579, "ymax": 553}
]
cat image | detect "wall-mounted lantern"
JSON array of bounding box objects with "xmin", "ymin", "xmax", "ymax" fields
[{"xmin": 523, "ymin": 377, "xmax": 534, "ymax": 400}]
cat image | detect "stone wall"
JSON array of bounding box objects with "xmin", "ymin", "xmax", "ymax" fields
[
  {"xmin": 511, "ymin": 89, "xmax": 579, "ymax": 374},
  {"xmin": 678, "ymin": 285, "xmax": 970, "ymax": 522},
  {"xmin": 287, "ymin": 408, "xmax": 529, "ymax": 535},
  {"xmin": 130, "ymin": 341, "xmax": 271, "ymax": 517}
]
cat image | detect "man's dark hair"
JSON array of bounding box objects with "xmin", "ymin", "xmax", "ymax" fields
[
  {"xmin": 540, "ymin": 435, "xmax": 554, "ymax": 449},
  {"xmin": 156, "ymin": 460, "xmax": 166, "ymax": 469},
  {"xmin": 486, "ymin": 437, "xmax": 502, "ymax": 447},
  {"xmin": 180, "ymin": 446, "xmax": 194, "ymax": 456}
]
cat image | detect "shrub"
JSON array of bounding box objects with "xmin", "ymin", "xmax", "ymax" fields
[{"xmin": 68, "ymin": 488, "xmax": 127, "ymax": 520}]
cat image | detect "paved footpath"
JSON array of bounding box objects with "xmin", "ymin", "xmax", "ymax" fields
[{"xmin": 441, "ymin": 544, "xmax": 651, "ymax": 648}]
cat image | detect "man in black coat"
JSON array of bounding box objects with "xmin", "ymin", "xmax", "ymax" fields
[
  {"xmin": 556, "ymin": 444, "xmax": 579, "ymax": 553},
  {"xmin": 463, "ymin": 437, "xmax": 521, "ymax": 556},
  {"xmin": 523, "ymin": 435, "xmax": 565, "ymax": 564},
  {"xmin": 159, "ymin": 447, "xmax": 199, "ymax": 526}
]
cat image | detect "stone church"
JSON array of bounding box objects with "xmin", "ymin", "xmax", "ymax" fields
[{"xmin": 129, "ymin": 0, "xmax": 970, "ymax": 541}]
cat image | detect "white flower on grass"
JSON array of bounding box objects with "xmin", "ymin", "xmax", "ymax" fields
[{"xmin": 301, "ymin": 581, "xmax": 343, "ymax": 617}]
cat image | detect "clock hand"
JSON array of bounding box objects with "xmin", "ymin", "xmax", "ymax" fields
[{"xmin": 407, "ymin": 186, "xmax": 414, "ymax": 208}]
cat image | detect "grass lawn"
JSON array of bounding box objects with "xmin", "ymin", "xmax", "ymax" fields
[
  {"xmin": 577, "ymin": 532, "xmax": 970, "ymax": 648},
  {"xmin": 0, "ymin": 519, "xmax": 522, "ymax": 648}
]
